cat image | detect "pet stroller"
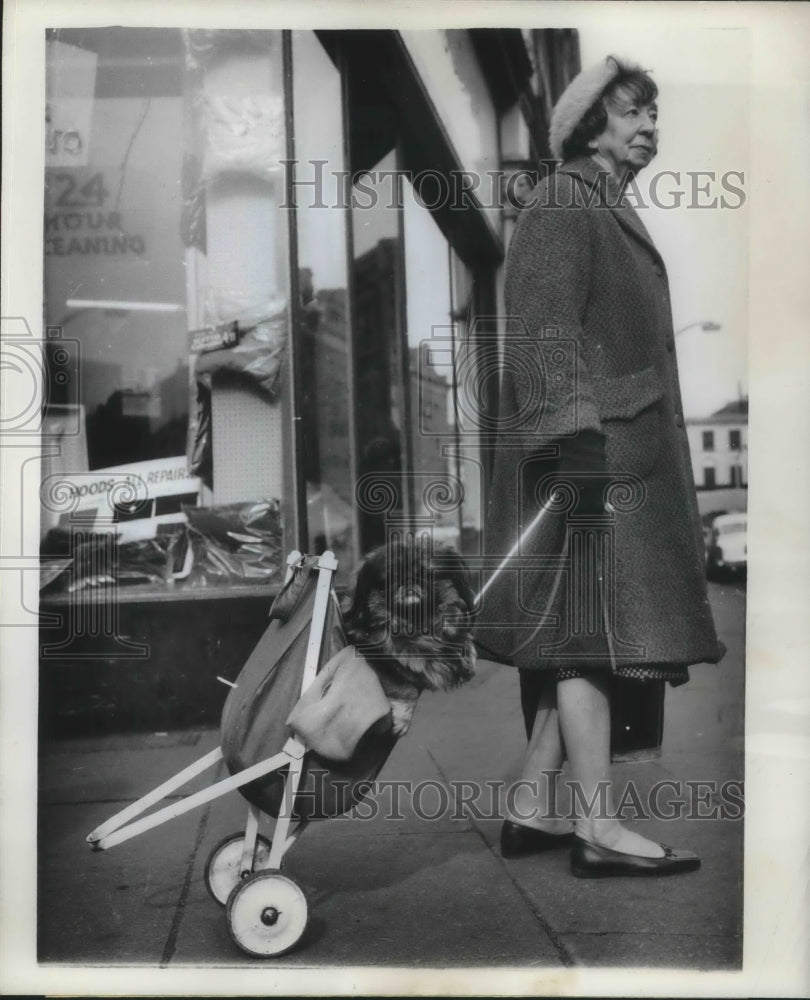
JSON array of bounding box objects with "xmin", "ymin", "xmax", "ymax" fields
[
  {"xmin": 86, "ymin": 498, "xmax": 556, "ymax": 958},
  {"xmin": 86, "ymin": 549, "xmax": 400, "ymax": 958}
]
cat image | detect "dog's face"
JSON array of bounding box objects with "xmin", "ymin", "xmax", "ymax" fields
[{"xmin": 343, "ymin": 536, "xmax": 476, "ymax": 691}]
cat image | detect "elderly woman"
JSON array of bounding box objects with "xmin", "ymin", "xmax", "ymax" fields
[{"xmin": 482, "ymin": 57, "xmax": 724, "ymax": 876}]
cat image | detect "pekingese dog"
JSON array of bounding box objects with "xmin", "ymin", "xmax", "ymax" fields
[{"xmin": 343, "ymin": 535, "xmax": 477, "ymax": 734}]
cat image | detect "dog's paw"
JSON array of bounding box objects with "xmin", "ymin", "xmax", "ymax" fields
[{"xmin": 389, "ymin": 696, "xmax": 418, "ymax": 737}]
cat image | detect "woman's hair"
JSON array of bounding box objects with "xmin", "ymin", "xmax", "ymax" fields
[{"xmin": 561, "ymin": 68, "xmax": 658, "ymax": 161}]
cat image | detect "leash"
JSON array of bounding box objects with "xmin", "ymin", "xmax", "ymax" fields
[
  {"xmin": 473, "ymin": 494, "xmax": 558, "ymax": 605},
  {"xmin": 474, "ymin": 491, "xmax": 618, "ymax": 670}
]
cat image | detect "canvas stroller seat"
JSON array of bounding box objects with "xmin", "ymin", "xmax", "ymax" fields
[
  {"xmin": 86, "ymin": 534, "xmax": 481, "ymax": 958},
  {"xmin": 86, "ymin": 549, "xmax": 400, "ymax": 957},
  {"xmin": 221, "ymin": 553, "xmax": 398, "ymax": 821}
]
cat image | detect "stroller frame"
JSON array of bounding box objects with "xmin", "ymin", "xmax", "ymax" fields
[
  {"xmin": 86, "ymin": 549, "xmax": 339, "ymax": 956},
  {"xmin": 85, "ymin": 494, "xmax": 568, "ymax": 958}
]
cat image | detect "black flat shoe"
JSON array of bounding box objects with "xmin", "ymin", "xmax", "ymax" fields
[
  {"xmin": 500, "ymin": 820, "xmax": 575, "ymax": 859},
  {"xmin": 570, "ymin": 836, "xmax": 701, "ymax": 878}
]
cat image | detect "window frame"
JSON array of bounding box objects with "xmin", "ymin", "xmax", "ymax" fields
[{"xmin": 41, "ymin": 27, "xmax": 509, "ymax": 604}]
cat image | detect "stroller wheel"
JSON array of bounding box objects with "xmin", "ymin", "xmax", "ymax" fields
[
  {"xmin": 204, "ymin": 832, "xmax": 273, "ymax": 906},
  {"xmin": 226, "ymin": 871, "xmax": 308, "ymax": 958}
]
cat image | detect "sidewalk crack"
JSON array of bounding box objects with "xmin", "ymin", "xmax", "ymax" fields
[
  {"xmin": 424, "ymin": 748, "xmax": 575, "ymax": 968},
  {"xmin": 159, "ymin": 760, "xmax": 224, "ymax": 965}
]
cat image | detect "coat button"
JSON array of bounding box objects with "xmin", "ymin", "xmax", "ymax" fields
[
  {"xmin": 666, "ymin": 337, "xmax": 675, "ymax": 351},
  {"xmin": 653, "ymin": 263, "xmax": 664, "ymax": 277},
  {"xmin": 675, "ymin": 413, "xmax": 684, "ymax": 428}
]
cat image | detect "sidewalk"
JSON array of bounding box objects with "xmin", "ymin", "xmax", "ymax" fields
[{"xmin": 37, "ymin": 581, "xmax": 744, "ymax": 969}]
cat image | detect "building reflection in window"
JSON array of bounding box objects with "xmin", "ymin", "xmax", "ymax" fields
[
  {"xmin": 450, "ymin": 249, "xmax": 484, "ymax": 556},
  {"xmin": 44, "ymin": 28, "xmax": 189, "ymax": 470},
  {"xmin": 351, "ymin": 148, "xmax": 405, "ymax": 555},
  {"xmin": 292, "ymin": 31, "xmax": 356, "ymax": 578},
  {"xmin": 402, "ymin": 178, "xmax": 460, "ymax": 548}
]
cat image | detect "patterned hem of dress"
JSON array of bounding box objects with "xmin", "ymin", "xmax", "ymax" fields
[{"xmin": 556, "ymin": 664, "xmax": 690, "ymax": 683}]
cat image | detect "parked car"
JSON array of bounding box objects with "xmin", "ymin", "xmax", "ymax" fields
[{"xmin": 704, "ymin": 511, "xmax": 747, "ymax": 578}]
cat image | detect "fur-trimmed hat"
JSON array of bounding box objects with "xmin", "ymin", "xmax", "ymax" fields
[{"xmin": 549, "ymin": 55, "xmax": 643, "ymax": 161}]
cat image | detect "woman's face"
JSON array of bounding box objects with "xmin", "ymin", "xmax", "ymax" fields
[{"xmin": 590, "ymin": 83, "xmax": 658, "ymax": 178}]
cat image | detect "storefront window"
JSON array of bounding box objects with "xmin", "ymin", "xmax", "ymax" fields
[
  {"xmin": 344, "ymin": 76, "xmax": 498, "ymax": 561},
  {"xmin": 351, "ymin": 148, "xmax": 406, "ymax": 554},
  {"xmin": 41, "ymin": 27, "xmax": 501, "ymax": 600},
  {"xmin": 42, "ymin": 28, "xmax": 293, "ymax": 593},
  {"xmin": 449, "ymin": 250, "xmax": 485, "ymax": 556},
  {"xmin": 45, "ymin": 29, "xmax": 188, "ymax": 468},
  {"xmin": 402, "ymin": 178, "xmax": 461, "ymax": 547},
  {"xmin": 291, "ymin": 31, "xmax": 356, "ymax": 579},
  {"xmin": 402, "ymin": 187, "xmax": 488, "ymax": 556}
]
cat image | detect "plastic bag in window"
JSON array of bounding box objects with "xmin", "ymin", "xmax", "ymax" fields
[
  {"xmin": 205, "ymin": 290, "xmax": 286, "ymax": 339},
  {"xmin": 115, "ymin": 531, "xmax": 190, "ymax": 587},
  {"xmin": 183, "ymin": 499, "xmax": 283, "ymax": 585},
  {"xmin": 188, "ymin": 310, "xmax": 286, "ymax": 484},
  {"xmin": 200, "ymin": 94, "xmax": 285, "ymax": 183},
  {"xmin": 181, "ymin": 152, "xmax": 207, "ymax": 252},
  {"xmin": 40, "ymin": 529, "xmax": 188, "ymax": 593},
  {"xmin": 194, "ymin": 313, "xmax": 286, "ymax": 397},
  {"xmin": 188, "ymin": 377, "xmax": 212, "ymax": 484}
]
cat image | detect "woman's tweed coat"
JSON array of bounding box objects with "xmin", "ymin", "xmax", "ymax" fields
[{"xmin": 480, "ymin": 156, "xmax": 724, "ymax": 672}]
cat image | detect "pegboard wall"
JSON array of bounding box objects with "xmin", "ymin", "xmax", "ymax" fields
[{"xmin": 211, "ymin": 373, "xmax": 283, "ymax": 504}]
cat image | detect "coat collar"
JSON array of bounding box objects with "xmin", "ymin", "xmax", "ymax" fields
[{"xmin": 557, "ymin": 156, "xmax": 664, "ymax": 267}]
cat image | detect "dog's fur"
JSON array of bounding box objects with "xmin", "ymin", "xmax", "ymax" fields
[{"xmin": 343, "ymin": 537, "xmax": 477, "ymax": 694}]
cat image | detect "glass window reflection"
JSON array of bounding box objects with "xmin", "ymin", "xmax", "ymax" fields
[{"xmin": 292, "ymin": 31, "xmax": 356, "ymax": 578}]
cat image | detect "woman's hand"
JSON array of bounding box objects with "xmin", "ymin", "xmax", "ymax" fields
[{"xmin": 558, "ymin": 430, "xmax": 609, "ymax": 515}]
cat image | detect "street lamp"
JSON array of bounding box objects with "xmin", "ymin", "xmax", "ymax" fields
[{"xmin": 675, "ymin": 320, "xmax": 722, "ymax": 338}]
